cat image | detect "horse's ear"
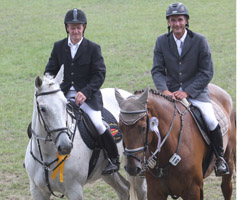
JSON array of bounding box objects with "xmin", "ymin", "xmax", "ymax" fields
[
  {"xmin": 35, "ymin": 76, "xmax": 43, "ymax": 88},
  {"xmin": 55, "ymin": 64, "xmax": 64, "ymax": 84},
  {"xmin": 138, "ymin": 87, "xmax": 149, "ymax": 105},
  {"xmin": 115, "ymin": 87, "xmax": 125, "ymax": 107}
]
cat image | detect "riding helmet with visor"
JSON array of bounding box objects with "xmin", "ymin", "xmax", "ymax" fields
[
  {"xmin": 166, "ymin": 3, "xmax": 189, "ymax": 19},
  {"xmin": 166, "ymin": 3, "xmax": 190, "ymax": 34}
]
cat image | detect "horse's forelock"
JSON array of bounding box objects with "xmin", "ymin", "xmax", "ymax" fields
[{"xmin": 42, "ymin": 75, "xmax": 61, "ymax": 89}]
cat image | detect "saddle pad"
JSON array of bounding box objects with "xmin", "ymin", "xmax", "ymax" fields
[
  {"xmin": 211, "ymin": 100, "xmax": 228, "ymax": 136},
  {"xmin": 102, "ymin": 107, "xmax": 122, "ymax": 143}
]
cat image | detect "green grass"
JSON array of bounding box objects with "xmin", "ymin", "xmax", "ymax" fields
[{"xmin": 0, "ymin": 0, "xmax": 235, "ymax": 199}]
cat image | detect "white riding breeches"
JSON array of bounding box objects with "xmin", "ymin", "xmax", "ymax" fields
[
  {"xmin": 80, "ymin": 103, "xmax": 106, "ymax": 134},
  {"xmin": 188, "ymin": 99, "xmax": 218, "ymax": 131},
  {"xmin": 66, "ymin": 88, "xmax": 106, "ymax": 135}
]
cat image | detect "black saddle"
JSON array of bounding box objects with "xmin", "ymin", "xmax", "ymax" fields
[{"xmin": 66, "ymin": 101, "xmax": 122, "ymax": 177}]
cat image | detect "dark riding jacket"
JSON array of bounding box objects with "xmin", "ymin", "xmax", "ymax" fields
[
  {"xmin": 151, "ymin": 30, "xmax": 213, "ymax": 102},
  {"xmin": 45, "ymin": 37, "xmax": 106, "ymax": 111}
]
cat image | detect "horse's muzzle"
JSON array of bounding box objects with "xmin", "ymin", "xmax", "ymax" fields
[
  {"xmin": 124, "ymin": 156, "xmax": 142, "ymax": 176},
  {"xmin": 56, "ymin": 131, "xmax": 73, "ymax": 155},
  {"xmin": 125, "ymin": 165, "xmax": 142, "ymax": 176},
  {"xmin": 57, "ymin": 142, "xmax": 73, "ymax": 155}
]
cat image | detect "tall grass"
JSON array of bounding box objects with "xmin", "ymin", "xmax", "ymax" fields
[{"xmin": 0, "ymin": 0, "xmax": 235, "ymax": 199}]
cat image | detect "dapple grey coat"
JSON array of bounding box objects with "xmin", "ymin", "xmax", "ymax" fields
[{"xmin": 151, "ymin": 30, "xmax": 213, "ymax": 102}]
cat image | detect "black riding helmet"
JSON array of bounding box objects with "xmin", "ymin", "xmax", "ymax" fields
[
  {"xmin": 166, "ymin": 3, "xmax": 189, "ymax": 19},
  {"xmin": 64, "ymin": 8, "xmax": 87, "ymax": 25},
  {"xmin": 64, "ymin": 8, "xmax": 87, "ymax": 34}
]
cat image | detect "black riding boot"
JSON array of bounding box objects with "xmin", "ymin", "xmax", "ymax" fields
[
  {"xmin": 210, "ymin": 125, "xmax": 229, "ymax": 176},
  {"xmin": 100, "ymin": 129, "xmax": 120, "ymax": 175}
]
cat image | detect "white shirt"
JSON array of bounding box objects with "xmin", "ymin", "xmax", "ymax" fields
[
  {"xmin": 67, "ymin": 37, "xmax": 83, "ymax": 59},
  {"xmin": 67, "ymin": 37, "xmax": 83, "ymax": 92},
  {"xmin": 173, "ymin": 29, "xmax": 187, "ymax": 56},
  {"xmin": 173, "ymin": 30, "xmax": 187, "ymax": 91}
]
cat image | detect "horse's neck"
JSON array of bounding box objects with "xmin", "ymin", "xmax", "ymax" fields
[
  {"xmin": 148, "ymin": 95, "xmax": 174, "ymax": 123},
  {"xmin": 149, "ymin": 96, "xmax": 178, "ymax": 154}
]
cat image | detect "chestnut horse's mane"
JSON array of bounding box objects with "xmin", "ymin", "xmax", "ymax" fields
[{"xmin": 134, "ymin": 88, "xmax": 175, "ymax": 102}]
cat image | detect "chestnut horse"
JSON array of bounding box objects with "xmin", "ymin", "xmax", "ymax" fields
[{"xmin": 115, "ymin": 84, "xmax": 236, "ymax": 200}]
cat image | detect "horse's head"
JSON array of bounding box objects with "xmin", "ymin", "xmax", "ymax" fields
[
  {"xmin": 33, "ymin": 65, "xmax": 73, "ymax": 155},
  {"xmin": 115, "ymin": 87, "xmax": 151, "ymax": 176}
]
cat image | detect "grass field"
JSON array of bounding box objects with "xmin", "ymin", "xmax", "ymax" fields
[{"xmin": 0, "ymin": 0, "xmax": 236, "ymax": 199}]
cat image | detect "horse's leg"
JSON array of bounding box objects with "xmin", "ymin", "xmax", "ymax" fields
[
  {"xmin": 147, "ymin": 189, "xmax": 167, "ymax": 200},
  {"xmin": 182, "ymin": 184, "xmax": 203, "ymax": 200},
  {"xmin": 30, "ymin": 183, "xmax": 51, "ymax": 200},
  {"xmin": 220, "ymin": 123, "xmax": 236, "ymax": 200},
  {"xmin": 126, "ymin": 174, "xmax": 147, "ymax": 200},
  {"xmin": 221, "ymin": 174, "xmax": 233, "ymax": 200},
  {"xmin": 200, "ymin": 186, "xmax": 204, "ymax": 200},
  {"xmin": 65, "ymin": 184, "xmax": 84, "ymax": 200},
  {"xmin": 221, "ymin": 149, "xmax": 235, "ymax": 200},
  {"xmin": 102, "ymin": 172, "xmax": 130, "ymax": 200},
  {"xmin": 146, "ymin": 179, "xmax": 167, "ymax": 200}
]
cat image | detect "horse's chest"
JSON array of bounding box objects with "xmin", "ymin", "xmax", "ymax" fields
[{"xmin": 29, "ymin": 166, "xmax": 47, "ymax": 187}]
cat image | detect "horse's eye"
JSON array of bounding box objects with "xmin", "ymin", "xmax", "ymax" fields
[
  {"xmin": 40, "ymin": 107, "xmax": 46, "ymax": 113},
  {"xmin": 142, "ymin": 127, "xmax": 146, "ymax": 132}
]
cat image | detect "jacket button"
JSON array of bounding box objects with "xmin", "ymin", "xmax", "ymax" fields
[
  {"xmin": 179, "ymin": 61, "xmax": 182, "ymax": 65},
  {"xmin": 71, "ymin": 72, "xmax": 74, "ymax": 75},
  {"xmin": 71, "ymin": 81, "xmax": 74, "ymax": 84},
  {"xmin": 179, "ymin": 72, "xmax": 182, "ymax": 75},
  {"xmin": 71, "ymin": 63, "xmax": 74, "ymax": 66}
]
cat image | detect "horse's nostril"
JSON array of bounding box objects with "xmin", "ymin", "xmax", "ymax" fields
[
  {"xmin": 136, "ymin": 167, "xmax": 141, "ymax": 174},
  {"xmin": 57, "ymin": 142, "xmax": 73, "ymax": 155},
  {"xmin": 125, "ymin": 165, "xmax": 142, "ymax": 176}
]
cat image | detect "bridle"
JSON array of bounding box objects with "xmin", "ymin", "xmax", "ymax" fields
[
  {"xmin": 122, "ymin": 100, "xmax": 187, "ymax": 171},
  {"xmin": 30, "ymin": 88, "xmax": 74, "ymax": 198},
  {"xmin": 34, "ymin": 88, "xmax": 70, "ymax": 143},
  {"xmin": 122, "ymin": 99, "xmax": 189, "ymax": 199},
  {"xmin": 122, "ymin": 102, "xmax": 178, "ymax": 172}
]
